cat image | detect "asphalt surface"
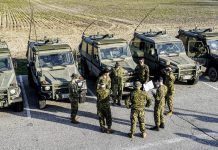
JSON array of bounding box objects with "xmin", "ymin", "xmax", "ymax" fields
[{"xmin": 0, "ymin": 75, "xmax": 218, "ymax": 150}]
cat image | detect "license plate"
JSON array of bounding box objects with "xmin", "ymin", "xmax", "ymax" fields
[
  {"xmin": 183, "ymin": 75, "xmax": 192, "ymax": 80},
  {"xmin": 62, "ymin": 94, "xmax": 69, "ymax": 99},
  {"xmin": 125, "ymin": 82, "xmax": 134, "ymax": 87}
]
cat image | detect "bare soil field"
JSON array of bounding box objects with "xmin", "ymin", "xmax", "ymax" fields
[{"xmin": 0, "ymin": 0, "xmax": 218, "ymax": 58}]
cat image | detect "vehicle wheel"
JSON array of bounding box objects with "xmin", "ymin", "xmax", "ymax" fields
[
  {"xmin": 187, "ymin": 76, "xmax": 199, "ymax": 85},
  {"xmin": 13, "ymin": 101, "xmax": 24, "ymax": 112},
  {"xmin": 208, "ymin": 67, "xmax": 218, "ymax": 82},
  {"xmin": 28, "ymin": 69, "xmax": 34, "ymax": 87}
]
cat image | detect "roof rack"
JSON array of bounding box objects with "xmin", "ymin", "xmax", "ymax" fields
[
  {"xmin": 189, "ymin": 28, "xmax": 212, "ymax": 34},
  {"xmin": 33, "ymin": 37, "xmax": 61, "ymax": 46},
  {"xmin": 136, "ymin": 30, "xmax": 166, "ymax": 37},
  {"xmin": 88, "ymin": 34, "xmax": 114, "ymax": 40}
]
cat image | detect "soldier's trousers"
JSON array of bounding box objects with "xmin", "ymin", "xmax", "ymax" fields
[
  {"xmin": 97, "ymin": 104, "xmax": 112, "ymax": 128},
  {"xmin": 71, "ymin": 100, "xmax": 78, "ymax": 119},
  {"xmin": 130, "ymin": 109, "xmax": 145, "ymax": 134},
  {"xmin": 112, "ymin": 84, "xmax": 123, "ymax": 103},
  {"xmin": 154, "ymin": 105, "xmax": 165, "ymax": 127},
  {"xmin": 166, "ymin": 91, "xmax": 175, "ymax": 112}
]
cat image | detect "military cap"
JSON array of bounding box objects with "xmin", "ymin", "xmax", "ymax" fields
[
  {"xmin": 115, "ymin": 62, "xmax": 120, "ymax": 67},
  {"xmin": 103, "ymin": 67, "xmax": 110, "ymax": 74},
  {"xmin": 71, "ymin": 73, "xmax": 79, "ymax": 79},
  {"xmin": 134, "ymin": 81, "xmax": 142, "ymax": 88}
]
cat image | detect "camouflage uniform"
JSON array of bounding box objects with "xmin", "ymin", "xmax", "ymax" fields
[
  {"xmin": 134, "ymin": 64, "xmax": 149, "ymax": 84},
  {"xmin": 126, "ymin": 83, "xmax": 151, "ymax": 136},
  {"xmin": 165, "ymin": 71, "xmax": 175, "ymax": 114},
  {"xmin": 69, "ymin": 80, "xmax": 80, "ymax": 122},
  {"xmin": 96, "ymin": 75, "xmax": 111, "ymax": 90},
  {"xmin": 110, "ymin": 66, "xmax": 125, "ymax": 104},
  {"xmin": 96, "ymin": 88, "xmax": 112, "ymax": 130},
  {"xmin": 153, "ymin": 84, "xmax": 167, "ymax": 127}
]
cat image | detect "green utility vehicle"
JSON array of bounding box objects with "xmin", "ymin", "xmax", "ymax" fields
[
  {"xmin": 130, "ymin": 31, "xmax": 202, "ymax": 84},
  {"xmin": 27, "ymin": 38, "xmax": 87, "ymax": 109},
  {"xmin": 177, "ymin": 28, "xmax": 218, "ymax": 81},
  {"xmin": 0, "ymin": 41, "xmax": 23, "ymax": 111}
]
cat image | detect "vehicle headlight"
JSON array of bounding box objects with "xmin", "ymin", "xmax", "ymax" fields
[
  {"xmin": 44, "ymin": 86, "xmax": 51, "ymax": 91},
  {"xmin": 77, "ymin": 82, "xmax": 83, "ymax": 88},
  {"xmin": 10, "ymin": 89, "xmax": 16, "ymax": 95}
]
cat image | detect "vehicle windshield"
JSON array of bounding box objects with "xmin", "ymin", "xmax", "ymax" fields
[
  {"xmin": 0, "ymin": 57, "xmax": 12, "ymax": 71},
  {"xmin": 157, "ymin": 42, "xmax": 185, "ymax": 55},
  {"xmin": 207, "ymin": 40, "xmax": 218, "ymax": 53},
  {"xmin": 38, "ymin": 52, "xmax": 74, "ymax": 67},
  {"xmin": 100, "ymin": 44, "xmax": 131, "ymax": 60}
]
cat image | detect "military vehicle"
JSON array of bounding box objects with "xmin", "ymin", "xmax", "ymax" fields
[
  {"xmin": 130, "ymin": 31, "xmax": 201, "ymax": 84},
  {"xmin": 177, "ymin": 28, "xmax": 218, "ymax": 82},
  {"xmin": 79, "ymin": 33, "xmax": 136, "ymax": 94},
  {"xmin": 27, "ymin": 38, "xmax": 87, "ymax": 109},
  {"xmin": 0, "ymin": 41, "xmax": 23, "ymax": 111}
]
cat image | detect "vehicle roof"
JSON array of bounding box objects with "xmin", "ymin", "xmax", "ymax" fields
[
  {"xmin": 82, "ymin": 34, "xmax": 127, "ymax": 46},
  {"xmin": 134, "ymin": 31, "xmax": 181, "ymax": 43},
  {"xmin": 28, "ymin": 39, "xmax": 71, "ymax": 52},
  {"xmin": 0, "ymin": 41, "xmax": 10, "ymax": 54},
  {"xmin": 178, "ymin": 28, "xmax": 218, "ymax": 39}
]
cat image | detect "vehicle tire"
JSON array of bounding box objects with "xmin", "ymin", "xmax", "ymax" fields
[
  {"xmin": 187, "ymin": 76, "xmax": 199, "ymax": 85},
  {"xmin": 208, "ymin": 67, "xmax": 218, "ymax": 82},
  {"xmin": 13, "ymin": 101, "xmax": 24, "ymax": 112},
  {"xmin": 28, "ymin": 69, "xmax": 34, "ymax": 87}
]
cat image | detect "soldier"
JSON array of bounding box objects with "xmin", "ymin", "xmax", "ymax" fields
[
  {"xmin": 96, "ymin": 68, "xmax": 111, "ymax": 90},
  {"xmin": 125, "ymin": 81, "xmax": 151, "ymax": 138},
  {"xmin": 163, "ymin": 64, "xmax": 176, "ymax": 116},
  {"xmin": 150, "ymin": 77, "xmax": 167, "ymax": 131},
  {"xmin": 134, "ymin": 58, "xmax": 149, "ymax": 84},
  {"xmin": 110, "ymin": 62, "xmax": 125, "ymax": 106},
  {"xmin": 69, "ymin": 73, "xmax": 80, "ymax": 124},
  {"xmin": 96, "ymin": 81, "xmax": 113, "ymax": 134}
]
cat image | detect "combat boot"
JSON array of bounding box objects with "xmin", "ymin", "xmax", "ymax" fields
[
  {"xmin": 100, "ymin": 127, "xmax": 107, "ymax": 133},
  {"xmin": 150, "ymin": 126, "xmax": 160, "ymax": 131},
  {"xmin": 128, "ymin": 133, "xmax": 134, "ymax": 138},
  {"xmin": 142, "ymin": 132, "xmax": 147, "ymax": 138},
  {"xmin": 107, "ymin": 127, "xmax": 114, "ymax": 134},
  {"xmin": 71, "ymin": 116, "xmax": 80, "ymax": 124},
  {"xmin": 166, "ymin": 111, "xmax": 173, "ymax": 116},
  {"xmin": 160, "ymin": 123, "xmax": 165, "ymax": 129}
]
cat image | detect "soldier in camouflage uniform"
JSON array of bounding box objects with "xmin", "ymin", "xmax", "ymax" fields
[
  {"xmin": 69, "ymin": 73, "xmax": 80, "ymax": 124},
  {"xmin": 125, "ymin": 81, "xmax": 151, "ymax": 138},
  {"xmin": 163, "ymin": 64, "xmax": 176, "ymax": 116},
  {"xmin": 96, "ymin": 81, "xmax": 113, "ymax": 134},
  {"xmin": 96, "ymin": 68, "xmax": 111, "ymax": 90},
  {"xmin": 150, "ymin": 77, "xmax": 168, "ymax": 131},
  {"xmin": 110, "ymin": 62, "xmax": 125, "ymax": 106},
  {"xmin": 134, "ymin": 58, "xmax": 150, "ymax": 84}
]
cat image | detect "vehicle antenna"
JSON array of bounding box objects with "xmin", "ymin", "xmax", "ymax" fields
[
  {"xmin": 82, "ymin": 20, "xmax": 96, "ymax": 36},
  {"xmin": 28, "ymin": 0, "xmax": 37, "ymax": 41},
  {"xmin": 134, "ymin": 5, "xmax": 159, "ymax": 32}
]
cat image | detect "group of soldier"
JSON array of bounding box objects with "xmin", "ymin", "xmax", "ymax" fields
[{"xmin": 68, "ymin": 58, "xmax": 176, "ymax": 139}]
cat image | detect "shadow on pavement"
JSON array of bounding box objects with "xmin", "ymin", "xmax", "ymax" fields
[{"xmin": 175, "ymin": 133, "xmax": 218, "ymax": 147}]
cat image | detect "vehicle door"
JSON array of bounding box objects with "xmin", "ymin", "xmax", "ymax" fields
[
  {"xmin": 187, "ymin": 37, "xmax": 208, "ymax": 66},
  {"xmin": 86, "ymin": 43, "xmax": 93, "ymax": 72},
  {"xmin": 91, "ymin": 46, "xmax": 101, "ymax": 76},
  {"xmin": 129, "ymin": 37, "xmax": 145, "ymax": 63}
]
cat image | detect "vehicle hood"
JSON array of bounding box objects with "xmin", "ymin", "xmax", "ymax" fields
[
  {"xmin": 103, "ymin": 58, "xmax": 137, "ymax": 72},
  {"xmin": 42, "ymin": 66, "xmax": 79, "ymax": 84},
  {"xmin": 160, "ymin": 54, "xmax": 196, "ymax": 67},
  {"xmin": 0, "ymin": 71, "xmax": 15, "ymax": 89}
]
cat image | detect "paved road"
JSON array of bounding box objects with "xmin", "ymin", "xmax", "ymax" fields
[{"xmin": 0, "ymin": 75, "xmax": 218, "ymax": 150}]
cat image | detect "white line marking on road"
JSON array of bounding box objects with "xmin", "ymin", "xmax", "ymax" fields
[
  {"xmin": 123, "ymin": 133, "xmax": 216, "ymax": 150},
  {"xmin": 19, "ymin": 75, "xmax": 31, "ymax": 119},
  {"xmin": 202, "ymin": 82, "xmax": 218, "ymax": 91}
]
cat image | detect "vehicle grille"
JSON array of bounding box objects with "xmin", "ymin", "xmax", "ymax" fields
[{"xmin": 0, "ymin": 90, "xmax": 8, "ymax": 100}]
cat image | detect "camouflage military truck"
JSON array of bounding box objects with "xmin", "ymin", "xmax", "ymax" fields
[
  {"xmin": 0, "ymin": 41, "xmax": 23, "ymax": 112},
  {"xmin": 177, "ymin": 28, "xmax": 218, "ymax": 82},
  {"xmin": 27, "ymin": 38, "xmax": 87, "ymax": 109},
  {"xmin": 130, "ymin": 31, "xmax": 201, "ymax": 84},
  {"xmin": 79, "ymin": 34, "xmax": 136, "ymax": 94}
]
